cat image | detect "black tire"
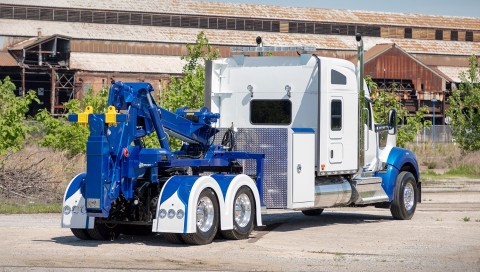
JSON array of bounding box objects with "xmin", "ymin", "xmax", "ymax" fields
[
  {"xmin": 301, "ymin": 209, "xmax": 324, "ymax": 216},
  {"xmin": 221, "ymin": 186, "xmax": 256, "ymax": 240},
  {"xmin": 390, "ymin": 171, "xmax": 418, "ymax": 220},
  {"xmin": 163, "ymin": 233, "xmax": 185, "ymax": 244},
  {"xmin": 120, "ymin": 224, "xmax": 153, "ymax": 236},
  {"xmin": 71, "ymin": 228, "xmax": 92, "ymax": 240},
  {"xmin": 181, "ymin": 188, "xmax": 219, "ymax": 245},
  {"xmin": 87, "ymin": 222, "xmax": 121, "ymax": 240}
]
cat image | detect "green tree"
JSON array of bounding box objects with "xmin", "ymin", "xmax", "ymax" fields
[
  {"xmin": 144, "ymin": 32, "xmax": 219, "ymax": 149},
  {"xmin": 160, "ymin": 31, "xmax": 219, "ymax": 112},
  {"xmin": 0, "ymin": 77, "xmax": 39, "ymax": 154},
  {"xmin": 446, "ymin": 55, "xmax": 480, "ymax": 152},
  {"xmin": 366, "ymin": 76, "xmax": 430, "ymax": 147},
  {"xmin": 36, "ymin": 88, "xmax": 108, "ymax": 157}
]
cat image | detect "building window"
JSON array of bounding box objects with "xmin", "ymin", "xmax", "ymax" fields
[
  {"xmin": 297, "ymin": 22, "xmax": 306, "ymax": 33},
  {"xmin": 404, "ymin": 28, "xmax": 412, "ymax": 39},
  {"xmin": 451, "ymin": 31, "xmax": 458, "ymax": 41},
  {"xmin": 347, "ymin": 25, "xmax": 356, "ymax": 36},
  {"xmin": 288, "ymin": 22, "xmax": 297, "ymax": 32},
  {"xmin": 435, "ymin": 30, "xmax": 443, "ymax": 40},
  {"xmin": 315, "ymin": 23, "xmax": 331, "ymax": 34},
  {"xmin": 331, "ymin": 70, "xmax": 347, "ymax": 85},
  {"xmin": 466, "ymin": 31, "xmax": 473, "ymax": 41},
  {"xmin": 306, "ymin": 23, "xmax": 314, "ymax": 34},
  {"xmin": 250, "ymin": 100, "xmax": 292, "ymax": 125},
  {"xmin": 357, "ymin": 25, "xmax": 381, "ymax": 37},
  {"xmin": 331, "ymin": 100, "xmax": 342, "ymax": 131}
]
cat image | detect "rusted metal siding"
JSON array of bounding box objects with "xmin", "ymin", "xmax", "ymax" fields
[
  {"xmin": 365, "ymin": 47, "xmax": 444, "ymax": 94},
  {"xmin": 381, "ymin": 27, "xmax": 404, "ymax": 39},
  {"xmin": 413, "ymin": 54, "xmax": 472, "ymax": 67},
  {"xmin": 75, "ymin": 71, "xmax": 171, "ymax": 98}
]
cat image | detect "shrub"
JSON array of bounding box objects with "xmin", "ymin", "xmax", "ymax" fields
[{"xmin": 0, "ymin": 77, "xmax": 39, "ymax": 154}]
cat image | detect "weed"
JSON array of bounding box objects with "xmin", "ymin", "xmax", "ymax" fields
[
  {"xmin": 463, "ymin": 216, "xmax": 471, "ymax": 222},
  {"xmin": 407, "ymin": 143, "xmax": 480, "ymax": 178},
  {"xmin": 446, "ymin": 165, "xmax": 479, "ymax": 177},
  {"xmin": 0, "ymin": 198, "xmax": 61, "ymax": 214},
  {"xmin": 436, "ymin": 218, "xmax": 443, "ymax": 221}
]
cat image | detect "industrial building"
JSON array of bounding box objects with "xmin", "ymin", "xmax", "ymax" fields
[{"xmin": 0, "ymin": 0, "xmax": 479, "ymax": 122}]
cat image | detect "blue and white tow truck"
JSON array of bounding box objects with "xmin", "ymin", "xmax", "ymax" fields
[{"xmin": 62, "ymin": 35, "xmax": 420, "ymax": 245}]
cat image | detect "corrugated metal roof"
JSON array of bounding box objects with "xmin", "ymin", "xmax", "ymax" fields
[
  {"xmin": 391, "ymin": 39, "xmax": 480, "ymax": 55},
  {"xmin": 1, "ymin": 0, "xmax": 479, "ymax": 30},
  {"xmin": 0, "ymin": 51, "xmax": 18, "ymax": 66},
  {"xmin": 1, "ymin": 19, "xmax": 479, "ymax": 56},
  {"xmin": 0, "ymin": 19, "xmax": 390, "ymax": 49},
  {"xmin": 363, "ymin": 43, "xmax": 394, "ymax": 61},
  {"xmin": 435, "ymin": 66, "xmax": 469, "ymax": 82},
  {"xmin": 358, "ymin": 43, "xmax": 450, "ymax": 81},
  {"xmin": 8, "ymin": 34, "xmax": 70, "ymax": 51},
  {"xmin": 70, "ymin": 52, "xmax": 185, "ymax": 74}
]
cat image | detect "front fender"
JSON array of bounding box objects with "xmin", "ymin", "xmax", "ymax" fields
[{"xmin": 376, "ymin": 147, "xmax": 419, "ymax": 200}]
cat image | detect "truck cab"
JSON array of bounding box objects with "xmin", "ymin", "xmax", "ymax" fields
[{"xmin": 205, "ymin": 40, "xmax": 420, "ymax": 217}]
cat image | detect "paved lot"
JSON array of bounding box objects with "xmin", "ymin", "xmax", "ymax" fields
[{"xmin": 0, "ymin": 190, "xmax": 479, "ymax": 272}]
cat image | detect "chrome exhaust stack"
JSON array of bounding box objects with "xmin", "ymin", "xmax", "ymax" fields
[{"xmin": 355, "ymin": 33, "xmax": 366, "ymax": 178}]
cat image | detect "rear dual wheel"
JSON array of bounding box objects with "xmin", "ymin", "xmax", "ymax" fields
[
  {"xmin": 222, "ymin": 186, "xmax": 256, "ymax": 240},
  {"xmin": 181, "ymin": 188, "xmax": 219, "ymax": 245}
]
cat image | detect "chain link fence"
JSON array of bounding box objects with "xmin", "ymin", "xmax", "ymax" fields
[{"xmin": 414, "ymin": 125, "xmax": 453, "ymax": 143}]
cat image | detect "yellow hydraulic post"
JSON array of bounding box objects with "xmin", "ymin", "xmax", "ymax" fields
[
  {"xmin": 77, "ymin": 106, "xmax": 93, "ymax": 125},
  {"xmin": 105, "ymin": 106, "xmax": 118, "ymax": 126}
]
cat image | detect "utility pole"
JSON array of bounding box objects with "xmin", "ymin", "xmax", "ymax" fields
[{"xmin": 431, "ymin": 97, "xmax": 437, "ymax": 147}]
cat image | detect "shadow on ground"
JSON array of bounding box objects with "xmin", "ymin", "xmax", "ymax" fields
[{"xmin": 41, "ymin": 210, "xmax": 393, "ymax": 247}]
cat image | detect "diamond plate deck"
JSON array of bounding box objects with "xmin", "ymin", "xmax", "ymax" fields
[{"xmin": 215, "ymin": 128, "xmax": 288, "ymax": 208}]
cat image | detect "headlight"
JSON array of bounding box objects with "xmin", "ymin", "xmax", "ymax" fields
[
  {"xmin": 176, "ymin": 209, "xmax": 184, "ymax": 219},
  {"xmin": 167, "ymin": 209, "xmax": 176, "ymax": 219},
  {"xmin": 159, "ymin": 209, "xmax": 167, "ymax": 219},
  {"xmin": 63, "ymin": 205, "xmax": 71, "ymax": 215},
  {"xmin": 72, "ymin": 205, "xmax": 79, "ymax": 214}
]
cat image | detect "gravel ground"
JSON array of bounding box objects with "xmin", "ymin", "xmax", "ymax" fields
[{"xmin": 0, "ymin": 189, "xmax": 479, "ymax": 272}]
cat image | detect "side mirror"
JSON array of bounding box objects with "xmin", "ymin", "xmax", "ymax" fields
[{"xmin": 388, "ymin": 109, "xmax": 397, "ymax": 135}]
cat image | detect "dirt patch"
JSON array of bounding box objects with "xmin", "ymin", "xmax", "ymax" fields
[{"xmin": 0, "ymin": 189, "xmax": 479, "ymax": 272}]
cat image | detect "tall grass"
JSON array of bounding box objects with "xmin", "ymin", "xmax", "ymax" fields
[
  {"xmin": 0, "ymin": 145, "xmax": 85, "ymax": 213},
  {"xmin": 407, "ymin": 143, "xmax": 480, "ymax": 178}
]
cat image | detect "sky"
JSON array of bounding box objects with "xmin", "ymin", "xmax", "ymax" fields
[{"xmin": 203, "ymin": 0, "xmax": 480, "ymax": 18}]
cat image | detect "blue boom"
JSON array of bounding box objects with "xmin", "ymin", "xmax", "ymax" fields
[{"xmin": 67, "ymin": 82, "xmax": 264, "ymax": 220}]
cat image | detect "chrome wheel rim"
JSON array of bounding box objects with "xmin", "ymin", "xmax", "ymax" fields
[
  {"xmin": 234, "ymin": 193, "xmax": 252, "ymax": 228},
  {"xmin": 196, "ymin": 196, "xmax": 214, "ymax": 233},
  {"xmin": 404, "ymin": 183, "xmax": 415, "ymax": 212}
]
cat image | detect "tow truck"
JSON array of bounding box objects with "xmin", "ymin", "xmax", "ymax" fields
[{"xmin": 62, "ymin": 35, "xmax": 420, "ymax": 245}]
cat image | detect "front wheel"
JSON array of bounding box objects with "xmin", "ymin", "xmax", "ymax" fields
[
  {"xmin": 390, "ymin": 171, "xmax": 418, "ymax": 220},
  {"xmin": 222, "ymin": 186, "xmax": 256, "ymax": 240},
  {"xmin": 181, "ymin": 188, "xmax": 219, "ymax": 245}
]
